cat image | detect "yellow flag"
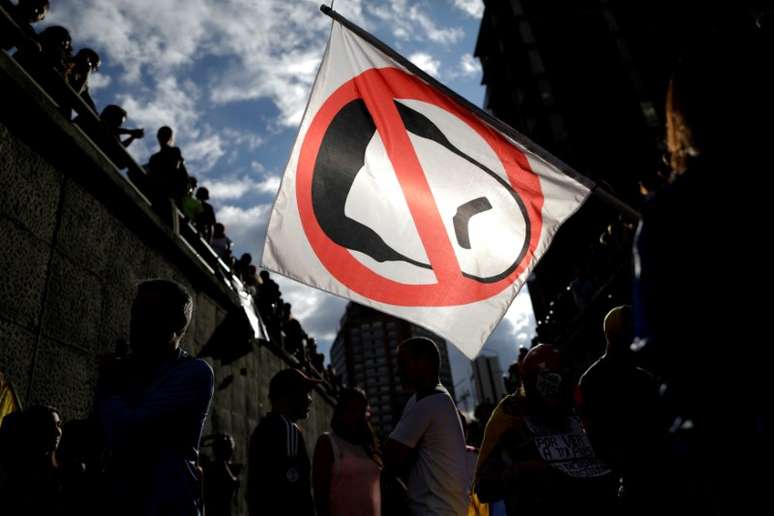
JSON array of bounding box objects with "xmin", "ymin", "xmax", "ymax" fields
[{"xmin": 0, "ymin": 373, "xmax": 21, "ymax": 427}]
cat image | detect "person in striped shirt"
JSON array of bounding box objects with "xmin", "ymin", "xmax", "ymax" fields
[{"xmin": 247, "ymin": 368, "xmax": 320, "ymax": 516}]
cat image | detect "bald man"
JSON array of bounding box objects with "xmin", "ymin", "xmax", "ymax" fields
[{"xmin": 578, "ymin": 306, "xmax": 662, "ymax": 514}]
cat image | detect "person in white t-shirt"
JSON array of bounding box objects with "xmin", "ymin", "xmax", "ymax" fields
[{"xmin": 383, "ymin": 337, "xmax": 468, "ymax": 516}]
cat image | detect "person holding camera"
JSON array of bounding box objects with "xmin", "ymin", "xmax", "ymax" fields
[
  {"xmin": 74, "ymin": 104, "xmax": 144, "ymax": 170},
  {"xmin": 96, "ymin": 279, "xmax": 214, "ymax": 516}
]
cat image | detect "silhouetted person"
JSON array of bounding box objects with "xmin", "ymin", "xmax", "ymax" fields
[
  {"xmin": 181, "ymin": 176, "xmax": 203, "ymax": 221},
  {"xmin": 633, "ymin": 30, "xmax": 772, "ymax": 515},
  {"xmin": 244, "ymin": 265, "xmax": 260, "ymax": 296},
  {"xmin": 194, "ymin": 187, "xmax": 216, "ymax": 241},
  {"xmin": 1, "ymin": 0, "xmax": 48, "ymax": 50},
  {"xmin": 305, "ymin": 337, "xmax": 318, "ymax": 369},
  {"xmin": 2, "ymin": 405, "xmax": 63, "ymax": 515},
  {"xmin": 383, "ymin": 337, "xmax": 468, "ymax": 516},
  {"xmin": 147, "ymin": 126, "xmax": 189, "ymax": 208},
  {"xmin": 0, "ymin": 410, "xmax": 23, "ymax": 498},
  {"xmin": 203, "ymin": 434, "xmax": 240, "ymax": 516},
  {"xmin": 247, "ymin": 368, "xmax": 321, "ymax": 516},
  {"xmin": 313, "ymin": 387, "xmax": 382, "ymax": 516},
  {"xmin": 14, "ymin": 23, "xmax": 70, "ymax": 75},
  {"xmin": 76, "ymin": 104, "xmax": 143, "ymax": 170},
  {"xmin": 96, "ymin": 279, "xmax": 214, "ymax": 516},
  {"xmin": 58, "ymin": 419, "xmax": 101, "ymax": 516},
  {"xmin": 578, "ymin": 306, "xmax": 661, "ymax": 514},
  {"xmin": 13, "ymin": 24, "xmax": 73, "ymax": 112},
  {"xmin": 282, "ymin": 303, "xmax": 305, "ymax": 360},
  {"xmin": 235, "ymin": 253, "xmax": 252, "ymax": 283},
  {"xmin": 475, "ymin": 345, "xmax": 616, "ymax": 516},
  {"xmin": 211, "ymin": 223, "xmax": 233, "ymax": 263},
  {"xmin": 68, "ymin": 47, "xmax": 100, "ymax": 112},
  {"xmin": 257, "ymin": 270, "xmax": 280, "ymax": 323},
  {"xmin": 466, "ymin": 401, "xmax": 495, "ymax": 450}
]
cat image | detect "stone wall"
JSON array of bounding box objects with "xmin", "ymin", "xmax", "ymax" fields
[{"xmin": 0, "ymin": 52, "xmax": 333, "ymax": 516}]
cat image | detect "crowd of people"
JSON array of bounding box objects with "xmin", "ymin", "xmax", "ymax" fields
[{"xmin": 0, "ymin": 0, "xmax": 338, "ymax": 383}]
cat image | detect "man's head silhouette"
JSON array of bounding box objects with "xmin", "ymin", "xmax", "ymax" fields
[
  {"xmin": 129, "ymin": 279, "xmax": 193, "ymax": 362},
  {"xmin": 18, "ymin": 0, "xmax": 49, "ymax": 23},
  {"xmin": 157, "ymin": 126, "xmax": 174, "ymax": 147},
  {"xmin": 100, "ymin": 105, "xmax": 127, "ymax": 130}
]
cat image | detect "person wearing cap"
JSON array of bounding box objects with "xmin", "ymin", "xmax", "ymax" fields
[
  {"xmin": 383, "ymin": 337, "xmax": 468, "ymax": 516},
  {"xmin": 247, "ymin": 368, "xmax": 320, "ymax": 516},
  {"xmin": 578, "ymin": 306, "xmax": 661, "ymax": 514},
  {"xmin": 474, "ymin": 344, "xmax": 616, "ymax": 516}
]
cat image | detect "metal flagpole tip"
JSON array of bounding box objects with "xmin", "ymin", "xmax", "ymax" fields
[{"xmin": 320, "ymin": 4, "xmax": 333, "ymax": 15}]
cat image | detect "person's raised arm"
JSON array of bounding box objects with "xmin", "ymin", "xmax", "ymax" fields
[{"xmin": 312, "ymin": 434, "xmax": 334, "ymax": 516}]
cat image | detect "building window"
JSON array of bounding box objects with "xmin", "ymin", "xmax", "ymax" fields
[
  {"xmin": 527, "ymin": 50, "xmax": 545, "ymax": 75},
  {"xmin": 549, "ymin": 113, "xmax": 568, "ymax": 142},
  {"xmin": 518, "ymin": 21, "xmax": 535, "ymax": 44}
]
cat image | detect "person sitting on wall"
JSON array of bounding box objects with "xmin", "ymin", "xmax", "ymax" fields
[
  {"xmin": 75, "ymin": 104, "xmax": 144, "ymax": 170},
  {"xmin": 147, "ymin": 126, "xmax": 189, "ymax": 208},
  {"xmin": 96, "ymin": 279, "xmax": 214, "ymax": 516},
  {"xmin": 234, "ymin": 253, "xmax": 253, "ymax": 283},
  {"xmin": 210, "ymin": 223, "xmax": 233, "ymax": 263},
  {"xmin": 67, "ymin": 47, "xmax": 100, "ymax": 113},
  {"xmin": 256, "ymin": 270, "xmax": 281, "ymax": 325},
  {"xmin": 14, "ymin": 24, "xmax": 73, "ymax": 112},
  {"xmin": 180, "ymin": 176, "xmax": 203, "ymax": 222},
  {"xmin": 247, "ymin": 368, "xmax": 321, "ymax": 516},
  {"xmin": 0, "ymin": 0, "xmax": 48, "ymax": 51},
  {"xmin": 193, "ymin": 187, "xmax": 216, "ymax": 242}
]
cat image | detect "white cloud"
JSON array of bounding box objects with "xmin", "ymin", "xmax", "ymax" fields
[
  {"xmin": 49, "ymin": 0, "xmax": 467, "ymax": 129},
  {"xmin": 117, "ymin": 76, "xmax": 199, "ymax": 135},
  {"xmin": 203, "ymin": 174, "xmax": 281, "ymax": 200},
  {"xmin": 460, "ymin": 53, "xmax": 482, "ymax": 76},
  {"xmin": 221, "ymin": 128, "xmax": 264, "ymax": 150},
  {"xmin": 88, "ymin": 72, "xmax": 111, "ymax": 91},
  {"xmin": 409, "ymin": 52, "xmax": 441, "ymax": 78},
  {"xmin": 114, "ymin": 75, "xmax": 226, "ymax": 172},
  {"xmin": 47, "ymin": 0, "xmax": 212, "ymax": 83},
  {"xmin": 453, "ymin": 0, "xmax": 484, "ymax": 19},
  {"xmin": 215, "ymin": 203, "xmax": 271, "ymax": 258},
  {"xmin": 408, "ymin": 5, "xmax": 464, "ymax": 45},
  {"xmin": 185, "ymin": 134, "xmax": 226, "ymax": 175}
]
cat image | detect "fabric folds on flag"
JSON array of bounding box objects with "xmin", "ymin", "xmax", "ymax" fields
[{"xmin": 262, "ymin": 20, "xmax": 590, "ymax": 358}]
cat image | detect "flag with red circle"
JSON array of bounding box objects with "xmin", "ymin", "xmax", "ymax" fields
[{"xmin": 261, "ymin": 21, "xmax": 590, "ymax": 358}]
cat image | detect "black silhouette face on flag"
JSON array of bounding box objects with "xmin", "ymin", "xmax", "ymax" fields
[{"xmin": 311, "ymin": 98, "xmax": 530, "ymax": 284}]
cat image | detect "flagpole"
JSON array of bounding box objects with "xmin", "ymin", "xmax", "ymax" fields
[{"xmin": 319, "ymin": 4, "xmax": 640, "ymax": 220}]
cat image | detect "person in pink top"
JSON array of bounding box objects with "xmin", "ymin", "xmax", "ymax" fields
[{"xmin": 313, "ymin": 387, "xmax": 382, "ymax": 516}]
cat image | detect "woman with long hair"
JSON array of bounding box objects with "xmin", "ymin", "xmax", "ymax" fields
[
  {"xmin": 634, "ymin": 23, "xmax": 772, "ymax": 514},
  {"xmin": 313, "ymin": 387, "xmax": 382, "ymax": 516}
]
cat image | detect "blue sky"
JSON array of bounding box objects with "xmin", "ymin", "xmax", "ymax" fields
[{"xmin": 45, "ymin": 0, "xmax": 535, "ymax": 405}]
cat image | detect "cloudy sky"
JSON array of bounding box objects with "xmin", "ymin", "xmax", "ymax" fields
[{"xmin": 45, "ymin": 0, "xmax": 535, "ymax": 405}]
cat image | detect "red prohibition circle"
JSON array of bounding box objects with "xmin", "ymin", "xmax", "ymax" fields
[{"xmin": 296, "ymin": 67, "xmax": 544, "ymax": 307}]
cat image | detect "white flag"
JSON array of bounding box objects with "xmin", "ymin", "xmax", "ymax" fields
[{"xmin": 261, "ymin": 21, "xmax": 590, "ymax": 358}]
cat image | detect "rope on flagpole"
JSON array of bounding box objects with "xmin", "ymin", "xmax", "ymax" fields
[{"xmin": 318, "ymin": 4, "xmax": 640, "ymax": 221}]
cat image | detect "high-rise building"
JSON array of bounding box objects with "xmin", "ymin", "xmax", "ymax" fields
[
  {"xmin": 472, "ymin": 355, "xmax": 506, "ymax": 405},
  {"xmin": 330, "ymin": 303, "xmax": 456, "ymax": 435}
]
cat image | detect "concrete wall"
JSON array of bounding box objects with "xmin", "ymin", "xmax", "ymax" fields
[{"xmin": 0, "ymin": 52, "xmax": 333, "ymax": 516}]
